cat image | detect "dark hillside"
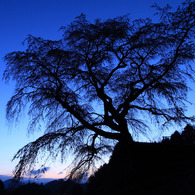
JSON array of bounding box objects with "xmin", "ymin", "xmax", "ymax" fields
[
  {"xmin": 87, "ymin": 142, "xmax": 195, "ymax": 195},
  {"xmin": 45, "ymin": 179, "xmax": 84, "ymax": 195},
  {"xmin": 10, "ymin": 183, "xmax": 49, "ymax": 195}
]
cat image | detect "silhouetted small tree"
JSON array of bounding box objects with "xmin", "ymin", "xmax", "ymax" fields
[
  {"xmin": 170, "ymin": 131, "xmax": 183, "ymax": 144},
  {"xmin": 181, "ymin": 124, "xmax": 195, "ymax": 144},
  {"xmin": 3, "ymin": 0, "xmax": 195, "ymax": 179}
]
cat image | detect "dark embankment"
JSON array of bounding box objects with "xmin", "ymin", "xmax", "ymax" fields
[{"xmin": 87, "ymin": 142, "xmax": 195, "ymax": 195}]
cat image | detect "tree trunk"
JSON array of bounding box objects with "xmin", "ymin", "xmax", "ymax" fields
[{"xmin": 118, "ymin": 120, "xmax": 134, "ymax": 145}]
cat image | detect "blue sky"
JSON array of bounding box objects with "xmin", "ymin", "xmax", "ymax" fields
[{"xmin": 0, "ymin": 0, "xmax": 193, "ymax": 179}]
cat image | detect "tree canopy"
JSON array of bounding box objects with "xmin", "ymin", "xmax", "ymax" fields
[{"xmin": 3, "ymin": 0, "xmax": 195, "ymax": 179}]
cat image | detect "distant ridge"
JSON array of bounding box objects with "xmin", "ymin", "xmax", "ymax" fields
[
  {"xmin": 0, "ymin": 175, "xmax": 12, "ymax": 182},
  {"xmin": 0, "ymin": 175, "xmax": 60, "ymax": 186}
]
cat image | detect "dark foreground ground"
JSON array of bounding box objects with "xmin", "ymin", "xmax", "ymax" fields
[
  {"xmin": 87, "ymin": 142, "xmax": 195, "ymax": 195},
  {"xmin": 1, "ymin": 142, "xmax": 195, "ymax": 195}
]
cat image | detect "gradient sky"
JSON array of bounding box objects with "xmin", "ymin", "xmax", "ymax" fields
[{"xmin": 0, "ymin": 0, "xmax": 193, "ymax": 179}]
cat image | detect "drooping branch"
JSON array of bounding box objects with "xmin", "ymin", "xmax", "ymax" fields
[{"xmin": 13, "ymin": 126, "xmax": 86, "ymax": 179}]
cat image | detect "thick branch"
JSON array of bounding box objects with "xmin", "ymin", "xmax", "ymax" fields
[
  {"xmin": 54, "ymin": 94, "xmax": 121, "ymax": 140},
  {"xmin": 119, "ymin": 27, "xmax": 193, "ymax": 118}
]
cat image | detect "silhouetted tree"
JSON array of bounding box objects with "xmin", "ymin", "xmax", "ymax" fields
[
  {"xmin": 161, "ymin": 124, "xmax": 195, "ymax": 144},
  {"xmin": 181, "ymin": 124, "xmax": 195, "ymax": 144},
  {"xmin": 170, "ymin": 131, "xmax": 183, "ymax": 144},
  {"xmin": 3, "ymin": 0, "xmax": 195, "ymax": 179}
]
